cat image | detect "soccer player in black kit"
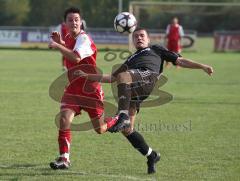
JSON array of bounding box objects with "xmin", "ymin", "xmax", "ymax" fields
[{"xmin": 74, "ymin": 27, "xmax": 214, "ymax": 174}]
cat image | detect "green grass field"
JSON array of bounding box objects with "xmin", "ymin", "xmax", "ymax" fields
[{"xmin": 0, "ymin": 38, "xmax": 239, "ymax": 181}]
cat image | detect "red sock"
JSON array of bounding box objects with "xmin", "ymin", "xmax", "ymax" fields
[
  {"xmin": 105, "ymin": 116, "xmax": 118, "ymax": 129},
  {"xmin": 58, "ymin": 129, "xmax": 71, "ymax": 155}
]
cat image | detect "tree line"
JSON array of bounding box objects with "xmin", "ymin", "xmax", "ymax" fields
[{"xmin": 0, "ymin": 0, "xmax": 239, "ymax": 33}]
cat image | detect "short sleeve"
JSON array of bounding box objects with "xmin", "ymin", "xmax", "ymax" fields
[
  {"xmin": 151, "ymin": 44, "xmax": 180, "ymax": 65},
  {"xmin": 166, "ymin": 24, "xmax": 170, "ymax": 35},
  {"xmin": 179, "ymin": 26, "xmax": 184, "ymax": 37},
  {"xmin": 73, "ymin": 34, "xmax": 94, "ymax": 60}
]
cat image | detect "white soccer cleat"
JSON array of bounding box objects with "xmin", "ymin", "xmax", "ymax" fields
[{"xmin": 50, "ymin": 157, "xmax": 70, "ymax": 170}]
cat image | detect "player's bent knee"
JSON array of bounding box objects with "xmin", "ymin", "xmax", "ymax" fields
[
  {"xmin": 121, "ymin": 127, "xmax": 134, "ymax": 136},
  {"xmin": 117, "ymin": 72, "xmax": 131, "ymax": 84},
  {"xmin": 58, "ymin": 109, "xmax": 74, "ymax": 127},
  {"xmin": 59, "ymin": 115, "xmax": 72, "ymax": 129},
  {"xmin": 94, "ymin": 127, "xmax": 105, "ymax": 134}
]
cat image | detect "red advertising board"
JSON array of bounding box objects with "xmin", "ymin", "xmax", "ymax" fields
[{"xmin": 214, "ymin": 31, "xmax": 240, "ymax": 51}]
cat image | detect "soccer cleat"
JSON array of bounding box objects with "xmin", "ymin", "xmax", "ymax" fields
[
  {"xmin": 50, "ymin": 157, "xmax": 70, "ymax": 170},
  {"xmin": 108, "ymin": 113, "xmax": 130, "ymax": 133},
  {"xmin": 105, "ymin": 115, "xmax": 119, "ymax": 130},
  {"xmin": 147, "ymin": 152, "xmax": 160, "ymax": 174}
]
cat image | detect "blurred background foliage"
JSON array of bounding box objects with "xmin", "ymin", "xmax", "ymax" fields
[{"xmin": 0, "ymin": 0, "xmax": 239, "ymax": 32}]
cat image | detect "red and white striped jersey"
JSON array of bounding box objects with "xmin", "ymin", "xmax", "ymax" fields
[{"xmin": 166, "ymin": 24, "xmax": 184, "ymax": 41}]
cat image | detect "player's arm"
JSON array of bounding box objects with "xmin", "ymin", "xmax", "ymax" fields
[
  {"xmin": 74, "ymin": 63, "xmax": 127, "ymax": 83},
  {"xmin": 74, "ymin": 70, "xmax": 116, "ymax": 83},
  {"xmin": 165, "ymin": 25, "xmax": 170, "ymax": 37},
  {"xmin": 152, "ymin": 44, "xmax": 213, "ymax": 76},
  {"xmin": 176, "ymin": 57, "xmax": 214, "ymax": 76},
  {"xmin": 179, "ymin": 25, "xmax": 184, "ymax": 44},
  {"xmin": 49, "ymin": 40, "xmax": 81, "ymax": 63},
  {"xmin": 164, "ymin": 25, "xmax": 170, "ymax": 45}
]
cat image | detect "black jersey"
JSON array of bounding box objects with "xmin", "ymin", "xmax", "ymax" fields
[{"xmin": 112, "ymin": 44, "xmax": 179, "ymax": 77}]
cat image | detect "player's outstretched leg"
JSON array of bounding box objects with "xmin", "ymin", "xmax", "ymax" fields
[
  {"xmin": 109, "ymin": 72, "xmax": 133, "ymax": 132},
  {"xmin": 123, "ymin": 130, "xmax": 160, "ymax": 174},
  {"xmin": 147, "ymin": 151, "xmax": 161, "ymax": 174},
  {"xmin": 91, "ymin": 115, "xmax": 119, "ymax": 134},
  {"xmin": 108, "ymin": 112, "xmax": 130, "ymax": 133}
]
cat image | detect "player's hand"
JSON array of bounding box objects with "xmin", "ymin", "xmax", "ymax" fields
[
  {"xmin": 50, "ymin": 31, "xmax": 61, "ymax": 43},
  {"xmin": 203, "ymin": 65, "xmax": 214, "ymax": 76},
  {"xmin": 74, "ymin": 70, "xmax": 87, "ymax": 77},
  {"xmin": 48, "ymin": 40, "xmax": 59, "ymax": 49}
]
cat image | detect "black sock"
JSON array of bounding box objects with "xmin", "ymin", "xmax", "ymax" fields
[
  {"xmin": 126, "ymin": 131, "xmax": 151, "ymax": 156},
  {"xmin": 117, "ymin": 83, "xmax": 131, "ymax": 112}
]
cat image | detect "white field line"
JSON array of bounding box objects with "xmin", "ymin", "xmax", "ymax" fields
[{"xmin": 0, "ymin": 165, "xmax": 157, "ymax": 181}]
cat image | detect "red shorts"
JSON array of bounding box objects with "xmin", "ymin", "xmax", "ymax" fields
[
  {"xmin": 60, "ymin": 90, "xmax": 104, "ymax": 120},
  {"xmin": 167, "ymin": 40, "xmax": 181, "ymax": 53}
]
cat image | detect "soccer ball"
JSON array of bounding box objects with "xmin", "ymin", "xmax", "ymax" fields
[{"xmin": 114, "ymin": 12, "xmax": 137, "ymax": 33}]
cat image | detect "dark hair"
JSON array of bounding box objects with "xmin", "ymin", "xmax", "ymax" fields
[
  {"xmin": 132, "ymin": 27, "xmax": 149, "ymax": 36},
  {"xmin": 81, "ymin": 19, "xmax": 87, "ymax": 30},
  {"xmin": 64, "ymin": 7, "xmax": 81, "ymax": 21}
]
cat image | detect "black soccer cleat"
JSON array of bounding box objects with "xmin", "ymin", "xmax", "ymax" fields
[
  {"xmin": 50, "ymin": 157, "xmax": 70, "ymax": 170},
  {"xmin": 108, "ymin": 113, "xmax": 130, "ymax": 133},
  {"xmin": 147, "ymin": 152, "xmax": 160, "ymax": 174}
]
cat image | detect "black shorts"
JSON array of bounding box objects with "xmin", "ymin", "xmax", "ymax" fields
[{"xmin": 128, "ymin": 69, "xmax": 158, "ymax": 112}]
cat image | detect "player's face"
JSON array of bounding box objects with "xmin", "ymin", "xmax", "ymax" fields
[
  {"xmin": 132, "ymin": 30, "xmax": 150, "ymax": 50},
  {"xmin": 66, "ymin": 13, "xmax": 82, "ymax": 36},
  {"xmin": 173, "ymin": 18, "xmax": 178, "ymax": 24}
]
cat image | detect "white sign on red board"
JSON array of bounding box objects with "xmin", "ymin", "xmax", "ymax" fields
[{"xmin": 214, "ymin": 32, "xmax": 240, "ymax": 51}]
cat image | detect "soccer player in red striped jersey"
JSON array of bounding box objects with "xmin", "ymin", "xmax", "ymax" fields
[
  {"xmin": 48, "ymin": 7, "xmax": 118, "ymax": 169},
  {"xmin": 165, "ymin": 17, "xmax": 184, "ymax": 67}
]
